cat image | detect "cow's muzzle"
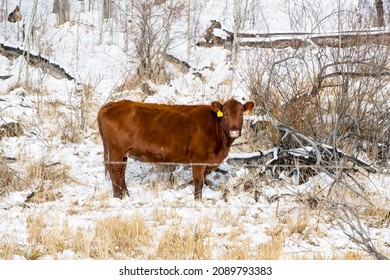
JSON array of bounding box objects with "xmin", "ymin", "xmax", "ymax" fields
[{"xmin": 229, "ymin": 130, "xmax": 240, "ymax": 138}]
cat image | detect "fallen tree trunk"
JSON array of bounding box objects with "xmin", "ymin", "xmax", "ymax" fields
[
  {"xmin": 197, "ymin": 21, "xmax": 390, "ymax": 49},
  {"xmin": 0, "ymin": 43, "xmax": 74, "ymax": 81}
]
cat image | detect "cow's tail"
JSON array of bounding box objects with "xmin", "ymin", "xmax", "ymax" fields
[{"xmin": 97, "ymin": 112, "xmax": 109, "ymax": 180}]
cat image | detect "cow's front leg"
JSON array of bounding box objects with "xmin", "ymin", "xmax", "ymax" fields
[
  {"xmin": 192, "ymin": 165, "xmax": 207, "ymax": 200},
  {"xmin": 107, "ymin": 155, "xmax": 129, "ymax": 199}
]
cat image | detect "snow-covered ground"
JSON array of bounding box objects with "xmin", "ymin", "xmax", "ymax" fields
[{"xmin": 0, "ymin": 0, "xmax": 389, "ymax": 261}]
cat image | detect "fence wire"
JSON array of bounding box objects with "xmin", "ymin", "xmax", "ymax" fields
[{"xmin": 99, "ymin": 159, "xmax": 389, "ymax": 173}]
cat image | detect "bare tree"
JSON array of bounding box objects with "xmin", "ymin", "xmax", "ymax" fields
[
  {"xmin": 1, "ymin": 0, "xmax": 8, "ymax": 22},
  {"xmin": 231, "ymin": 0, "xmax": 239, "ymax": 67},
  {"xmin": 103, "ymin": 0, "xmax": 111, "ymax": 19},
  {"xmin": 375, "ymin": 0, "xmax": 385, "ymax": 27},
  {"xmin": 186, "ymin": 0, "xmax": 191, "ymax": 60},
  {"xmin": 53, "ymin": 0, "xmax": 70, "ymax": 25},
  {"xmin": 130, "ymin": 0, "xmax": 185, "ymax": 84},
  {"xmin": 18, "ymin": 0, "xmax": 38, "ymax": 86},
  {"xmin": 99, "ymin": 0, "xmax": 114, "ymax": 44}
]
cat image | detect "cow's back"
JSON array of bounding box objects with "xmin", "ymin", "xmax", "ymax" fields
[{"xmin": 98, "ymin": 100, "xmax": 221, "ymax": 164}]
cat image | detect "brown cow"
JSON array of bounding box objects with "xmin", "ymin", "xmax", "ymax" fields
[{"xmin": 97, "ymin": 99, "xmax": 254, "ymax": 200}]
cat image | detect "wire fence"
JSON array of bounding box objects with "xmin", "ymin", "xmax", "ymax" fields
[
  {"xmin": 3, "ymin": 154, "xmax": 388, "ymax": 173},
  {"xmin": 99, "ymin": 159, "xmax": 389, "ymax": 173}
]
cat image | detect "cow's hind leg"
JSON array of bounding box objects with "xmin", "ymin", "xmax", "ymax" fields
[
  {"xmin": 192, "ymin": 165, "xmax": 207, "ymax": 200},
  {"xmin": 107, "ymin": 155, "xmax": 129, "ymax": 199}
]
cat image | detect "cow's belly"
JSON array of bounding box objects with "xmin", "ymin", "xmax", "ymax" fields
[
  {"xmin": 126, "ymin": 143, "xmax": 228, "ymax": 165},
  {"xmin": 126, "ymin": 145, "xmax": 191, "ymax": 163}
]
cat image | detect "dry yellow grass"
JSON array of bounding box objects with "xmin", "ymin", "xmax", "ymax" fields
[
  {"xmin": 0, "ymin": 237, "xmax": 25, "ymax": 259},
  {"xmin": 254, "ymin": 233, "xmax": 285, "ymax": 260},
  {"xmin": 24, "ymin": 214, "xmax": 91, "ymax": 259},
  {"xmin": 1, "ymin": 207, "xmax": 382, "ymax": 260},
  {"xmin": 115, "ymin": 74, "xmax": 142, "ymax": 93},
  {"xmin": 3, "ymin": 214, "xmax": 153, "ymax": 260},
  {"xmin": 24, "ymin": 161, "xmax": 70, "ymax": 203},
  {"xmin": 92, "ymin": 215, "xmax": 151, "ymax": 259},
  {"xmin": 0, "ymin": 157, "xmax": 17, "ymax": 194},
  {"xmin": 156, "ymin": 221, "xmax": 212, "ymax": 260},
  {"xmin": 26, "ymin": 214, "xmax": 46, "ymax": 245},
  {"xmin": 339, "ymin": 251, "xmax": 365, "ymax": 260},
  {"xmin": 251, "ymin": 225, "xmax": 286, "ymax": 260},
  {"xmin": 221, "ymin": 239, "xmax": 252, "ymax": 260},
  {"xmin": 364, "ymin": 205, "xmax": 390, "ymax": 228}
]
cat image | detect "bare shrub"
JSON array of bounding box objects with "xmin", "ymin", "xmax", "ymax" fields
[
  {"xmin": 128, "ymin": 0, "xmax": 186, "ymax": 84},
  {"xmin": 244, "ymin": 1, "xmax": 390, "ymax": 261},
  {"xmin": 329, "ymin": 202, "xmax": 388, "ymax": 260},
  {"xmin": 70, "ymin": 83, "xmax": 97, "ymax": 134},
  {"xmin": 115, "ymin": 74, "xmax": 142, "ymax": 93},
  {"xmin": 57, "ymin": 82, "xmax": 98, "ymax": 143},
  {"xmin": 245, "ymin": 5, "xmax": 390, "ymax": 162}
]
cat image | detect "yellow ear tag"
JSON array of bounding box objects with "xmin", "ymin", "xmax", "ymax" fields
[
  {"xmin": 244, "ymin": 109, "xmax": 250, "ymax": 114},
  {"xmin": 217, "ymin": 110, "xmax": 224, "ymax": 117}
]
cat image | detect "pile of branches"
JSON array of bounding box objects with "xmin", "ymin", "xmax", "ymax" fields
[{"xmin": 229, "ymin": 124, "xmax": 376, "ymax": 185}]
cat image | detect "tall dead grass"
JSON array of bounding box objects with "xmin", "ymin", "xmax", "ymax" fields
[
  {"xmin": 1, "ymin": 208, "xmax": 375, "ymax": 260},
  {"xmin": 1, "ymin": 156, "xmax": 71, "ymax": 197},
  {"xmin": 24, "ymin": 161, "xmax": 71, "ymax": 203},
  {"xmin": 0, "ymin": 157, "xmax": 18, "ymax": 195},
  {"xmin": 92, "ymin": 215, "xmax": 151, "ymax": 259},
  {"xmin": 155, "ymin": 221, "xmax": 212, "ymax": 260},
  {"xmin": 25, "ymin": 214, "xmax": 90, "ymax": 259},
  {"xmin": 0, "ymin": 214, "xmax": 153, "ymax": 260}
]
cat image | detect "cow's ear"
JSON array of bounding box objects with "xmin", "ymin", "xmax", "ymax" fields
[
  {"xmin": 211, "ymin": 101, "xmax": 224, "ymax": 117},
  {"xmin": 211, "ymin": 101, "xmax": 223, "ymax": 113},
  {"xmin": 243, "ymin": 101, "xmax": 255, "ymax": 114}
]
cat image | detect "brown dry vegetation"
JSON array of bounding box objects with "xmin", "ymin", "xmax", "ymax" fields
[
  {"xmin": 0, "ymin": 157, "xmax": 18, "ymax": 195},
  {"xmin": 5, "ymin": 213, "xmax": 376, "ymax": 260},
  {"xmin": 0, "ymin": 201, "xmax": 384, "ymax": 260},
  {"xmin": 92, "ymin": 215, "xmax": 151, "ymax": 259},
  {"xmin": 156, "ymin": 222, "xmax": 212, "ymax": 260}
]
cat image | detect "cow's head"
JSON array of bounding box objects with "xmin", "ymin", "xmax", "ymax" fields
[{"xmin": 211, "ymin": 99, "xmax": 255, "ymax": 139}]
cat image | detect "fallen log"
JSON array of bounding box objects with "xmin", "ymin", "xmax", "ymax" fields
[
  {"xmin": 197, "ymin": 21, "xmax": 390, "ymax": 49},
  {"xmin": 0, "ymin": 75, "xmax": 12, "ymax": 80},
  {"xmin": 0, "ymin": 43, "xmax": 74, "ymax": 81}
]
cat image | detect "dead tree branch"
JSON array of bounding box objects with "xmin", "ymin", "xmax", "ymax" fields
[{"xmin": 330, "ymin": 203, "xmax": 388, "ymax": 260}]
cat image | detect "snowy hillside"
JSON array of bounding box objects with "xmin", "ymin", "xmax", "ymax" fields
[{"xmin": 0, "ymin": 0, "xmax": 389, "ymax": 261}]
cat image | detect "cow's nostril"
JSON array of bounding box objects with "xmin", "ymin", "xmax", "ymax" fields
[{"xmin": 230, "ymin": 130, "xmax": 240, "ymax": 138}]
